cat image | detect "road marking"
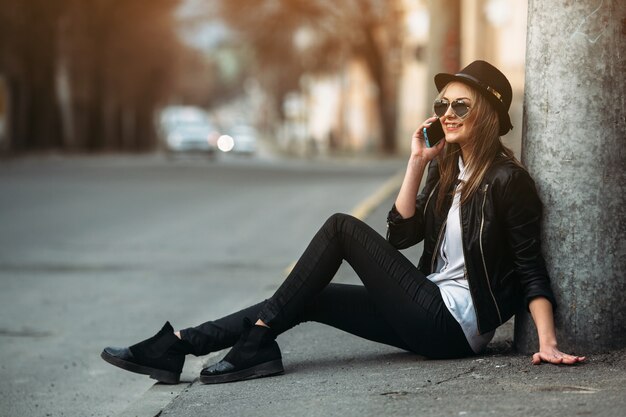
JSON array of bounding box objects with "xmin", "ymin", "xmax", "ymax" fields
[
  {"xmin": 350, "ymin": 170, "xmax": 404, "ymax": 221},
  {"xmin": 116, "ymin": 355, "xmax": 210, "ymax": 417},
  {"xmin": 282, "ymin": 170, "xmax": 404, "ymax": 276}
]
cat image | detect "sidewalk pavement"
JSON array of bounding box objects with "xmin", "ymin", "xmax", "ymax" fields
[{"xmin": 120, "ymin": 191, "xmax": 626, "ymax": 417}]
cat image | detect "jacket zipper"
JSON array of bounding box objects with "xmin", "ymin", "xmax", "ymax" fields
[
  {"xmin": 426, "ymin": 180, "xmax": 444, "ymax": 272},
  {"xmin": 458, "ymin": 202, "xmax": 477, "ymax": 329},
  {"xmin": 478, "ymin": 183, "xmax": 502, "ymax": 324},
  {"xmin": 430, "ymin": 218, "xmax": 447, "ymax": 272},
  {"xmin": 424, "ymin": 180, "xmax": 440, "ymax": 216}
]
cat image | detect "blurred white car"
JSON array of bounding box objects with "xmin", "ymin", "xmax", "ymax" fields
[
  {"xmin": 217, "ymin": 125, "xmax": 258, "ymax": 155},
  {"xmin": 158, "ymin": 106, "xmax": 220, "ymax": 155}
]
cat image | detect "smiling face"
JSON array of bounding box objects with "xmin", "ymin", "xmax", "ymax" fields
[{"xmin": 438, "ymin": 82, "xmax": 477, "ymax": 150}]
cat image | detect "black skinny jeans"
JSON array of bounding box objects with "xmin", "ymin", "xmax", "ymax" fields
[{"xmin": 181, "ymin": 213, "xmax": 473, "ymax": 359}]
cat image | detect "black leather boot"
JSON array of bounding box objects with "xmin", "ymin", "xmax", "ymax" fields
[
  {"xmin": 101, "ymin": 321, "xmax": 192, "ymax": 384},
  {"xmin": 200, "ymin": 320, "xmax": 284, "ymax": 384}
]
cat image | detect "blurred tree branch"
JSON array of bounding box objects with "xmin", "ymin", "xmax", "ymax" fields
[{"xmin": 217, "ymin": 0, "xmax": 404, "ymax": 153}]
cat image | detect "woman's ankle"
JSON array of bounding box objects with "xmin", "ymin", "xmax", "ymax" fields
[{"xmin": 255, "ymin": 319, "xmax": 270, "ymax": 328}]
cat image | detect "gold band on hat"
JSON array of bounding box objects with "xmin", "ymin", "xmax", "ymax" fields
[
  {"xmin": 455, "ymin": 73, "xmax": 504, "ymax": 103},
  {"xmin": 486, "ymin": 86, "xmax": 502, "ymax": 101}
]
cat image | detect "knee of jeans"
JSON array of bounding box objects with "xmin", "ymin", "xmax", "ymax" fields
[{"xmin": 325, "ymin": 212, "xmax": 355, "ymax": 232}]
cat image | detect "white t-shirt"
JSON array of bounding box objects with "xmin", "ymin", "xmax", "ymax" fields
[{"xmin": 427, "ymin": 158, "xmax": 495, "ymax": 353}]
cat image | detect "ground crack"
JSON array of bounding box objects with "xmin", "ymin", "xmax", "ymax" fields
[{"xmin": 433, "ymin": 366, "xmax": 476, "ymax": 385}]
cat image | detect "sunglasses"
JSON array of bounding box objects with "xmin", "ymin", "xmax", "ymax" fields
[{"xmin": 433, "ymin": 99, "xmax": 471, "ymax": 119}]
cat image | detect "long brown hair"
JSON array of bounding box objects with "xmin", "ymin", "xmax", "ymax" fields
[{"xmin": 435, "ymin": 82, "xmax": 520, "ymax": 212}]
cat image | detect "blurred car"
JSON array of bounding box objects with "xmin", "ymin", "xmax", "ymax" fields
[
  {"xmin": 158, "ymin": 106, "xmax": 220, "ymax": 156},
  {"xmin": 217, "ymin": 125, "xmax": 258, "ymax": 155}
]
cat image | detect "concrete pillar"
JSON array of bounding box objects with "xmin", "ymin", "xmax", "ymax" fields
[{"xmin": 515, "ymin": 0, "xmax": 626, "ymax": 353}]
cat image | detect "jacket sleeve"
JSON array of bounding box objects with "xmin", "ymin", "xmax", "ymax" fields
[
  {"xmin": 386, "ymin": 160, "xmax": 439, "ymax": 249},
  {"xmin": 500, "ymin": 168, "xmax": 557, "ymax": 311}
]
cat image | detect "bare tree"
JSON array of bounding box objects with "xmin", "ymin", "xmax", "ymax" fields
[{"xmin": 217, "ymin": 0, "xmax": 404, "ymax": 153}]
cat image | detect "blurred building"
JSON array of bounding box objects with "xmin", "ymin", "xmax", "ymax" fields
[
  {"xmin": 288, "ymin": 0, "xmax": 528, "ymax": 156},
  {"xmin": 460, "ymin": 0, "xmax": 527, "ymax": 156},
  {"xmin": 293, "ymin": 61, "xmax": 381, "ymax": 156}
]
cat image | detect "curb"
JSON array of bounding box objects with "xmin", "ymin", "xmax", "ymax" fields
[
  {"xmin": 116, "ymin": 170, "xmax": 404, "ymax": 417},
  {"xmin": 115, "ymin": 355, "xmax": 210, "ymax": 417}
]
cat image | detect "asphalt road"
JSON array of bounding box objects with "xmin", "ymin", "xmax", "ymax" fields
[{"xmin": 0, "ymin": 154, "xmax": 404, "ymax": 417}]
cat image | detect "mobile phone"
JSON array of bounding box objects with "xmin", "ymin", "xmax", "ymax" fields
[{"xmin": 422, "ymin": 119, "xmax": 444, "ymax": 148}]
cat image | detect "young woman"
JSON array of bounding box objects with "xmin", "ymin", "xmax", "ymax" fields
[{"xmin": 101, "ymin": 60, "xmax": 585, "ymax": 385}]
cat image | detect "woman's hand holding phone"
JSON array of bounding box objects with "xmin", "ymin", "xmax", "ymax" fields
[
  {"xmin": 410, "ymin": 117, "xmax": 445, "ymax": 161},
  {"xmin": 397, "ymin": 117, "xmax": 446, "ymax": 219}
]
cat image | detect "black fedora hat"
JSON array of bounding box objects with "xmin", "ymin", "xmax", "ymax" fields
[{"xmin": 434, "ymin": 60, "xmax": 513, "ymax": 136}]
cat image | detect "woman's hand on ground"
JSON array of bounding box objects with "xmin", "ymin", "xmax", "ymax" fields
[
  {"xmin": 410, "ymin": 117, "xmax": 445, "ymax": 161},
  {"xmin": 528, "ymin": 298, "xmax": 585, "ymax": 366},
  {"xmin": 532, "ymin": 345, "xmax": 586, "ymax": 365}
]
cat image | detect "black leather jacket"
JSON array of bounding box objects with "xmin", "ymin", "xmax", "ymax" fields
[{"xmin": 386, "ymin": 156, "xmax": 556, "ymax": 334}]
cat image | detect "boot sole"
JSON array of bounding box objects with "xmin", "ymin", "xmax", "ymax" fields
[
  {"xmin": 100, "ymin": 350, "xmax": 180, "ymax": 384},
  {"xmin": 199, "ymin": 359, "xmax": 284, "ymax": 384}
]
